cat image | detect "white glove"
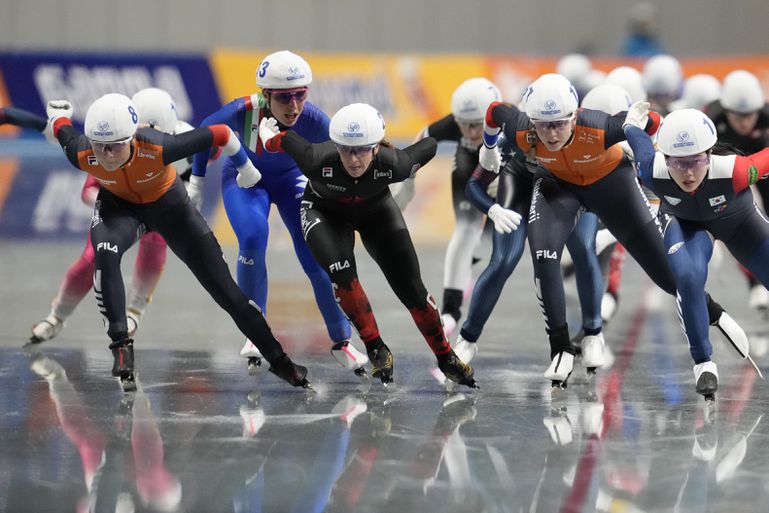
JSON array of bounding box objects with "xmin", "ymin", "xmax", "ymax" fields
[
  {"xmin": 391, "ymin": 177, "xmax": 416, "ymax": 211},
  {"xmin": 486, "ymin": 176, "xmax": 499, "ymax": 199},
  {"xmin": 622, "ymin": 100, "xmax": 651, "ymax": 130},
  {"xmin": 186, "ymin": 175, "xmax": 204, "ymax": 210},
  {"xmin": 236, "ymin": 161, "xmax": 262, "ymax": 188},
  {"xmin": 259, "ymin": 117, "xmax": 280, "ymax": 151},
  {"xmin": 479, "ymin": 144, "xmax": 501, "ymax": 173},
  {"xmin": 487, "ymin": 203, "xmax": 522, "ymax": 234},
  {"xmin": 46, "ymin": 100, "xmax": 73, "ymax": 121}
]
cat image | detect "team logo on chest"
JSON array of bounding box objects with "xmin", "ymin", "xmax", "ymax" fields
[
  {"xmin": 322, "ymin": 167, "xmax": 333, "ymax": 178},
  {"xmin": 664, "ymin": 195, "xmax": 682, "ymax": 205},
  {"xmin": 374, "ymin": 169, "xmax": 392, "ymax": 180}
]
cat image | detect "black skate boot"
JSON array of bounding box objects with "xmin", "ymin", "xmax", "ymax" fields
[
  {"xmin": 437, "ymin": 350, "xmax": 478, "ymax": 389},
  {"xmin": 109, "ymin": 338, "xmax": 136, "ymax": 392},
  {"xmin": 368, "ymin": 343, "xmax": 394, "ymax": 385},
  {"xmin": 268, "ymin": 354, "xmax": 311, "ymax": 388}
]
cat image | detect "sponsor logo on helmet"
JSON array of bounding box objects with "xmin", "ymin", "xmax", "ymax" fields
[
  {"xmin": 672, "ymin": 130, "xmax": 694, "ymax": 149},
  {"xmin": 286, "ymin": 66, "xmax": 306, "ymax": 81},
  {"xmin": 540, "ymin": 99, "xmax": 562, "ymax": 116},
  {"xmin": 92, "ymin": 120, "xmax": 114, "ymax": 137},
  {"xmin": 342, "ymin": 121, "xmax": 363, "ymax": 138},
  {"xmin": 668, "ymin": 241, "xmax": 685, "ymax": 254},
  {"xmin": 458, "ymin": 100, "xmax": 477, "ymax": 115}
]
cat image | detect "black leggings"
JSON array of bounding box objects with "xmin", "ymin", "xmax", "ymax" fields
[
  {"xmin": 300, "ymin": 191, "xmax": 450, "ymax": 355},
  {"xmin": 90, "ymin": 179, "xmax": 284, "ymax": 361}
]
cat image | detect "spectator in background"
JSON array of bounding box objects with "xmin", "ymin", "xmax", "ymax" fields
[{"xmin": 621, "ymin": 2, "xmax": 664, "ymax": 58}]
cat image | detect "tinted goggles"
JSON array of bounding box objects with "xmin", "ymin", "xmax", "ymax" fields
[
  {"xmin": 667, "ymin": 155, "xmax": 710, "ymax": 170},
  {"xmin": 267, "ymin": 88, "xmax": 309, "ymax": 104},
  {"xmin": 336, "ymin": 144, "xmax": 377, "ymax": 157},
  {"xmin": 532, "ymin": 115, "xmax": 574, "ymax": 131},
  {"xmin": 90, "ymin": 140, "xmax": 131, "ymax": 153}
]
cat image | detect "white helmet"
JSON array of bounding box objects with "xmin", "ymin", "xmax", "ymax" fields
[
  {"xmin": 642, "ymin": 54, "xmax": 683, "ymax": 97},
  {"xmin": 581, "ymin": 84, "xmax": 632, "ymax": 115},
  {"xmin": 451, "ymin": 77, "xmax": 502, "ymax": 122},
  {"xmin": 330, "ymin": 103, "xmax": 385, "ymax": 147},
  {"xmin": 657, "ymin": 108, "xmax": 717, "ymax": 156},
  {"xmin": 606, "ymin": 66, "xmax": 647, "ymax": 103},
  {"xmin": 678, "ymin": 74, "xmax": 721, "ymax": 111},
  {"xmin": 720, "ymin": 70, "xmax": 764, "ymax": 113},
  {"xmin": 556, "ymin": 54, "xmax": 592, "ymax": 87},
  {"xmin": 256, "ymin": 50, "xmax": 312, "ymax": 89},
  {"xmin": 84, "ymin": 93, "xmax": 139, "ymax": 143},
  {"xmin": 131, "ymin": 87, "xmax": 179, "ymax": 134},
  {"xmin": 523, "ymin": 73, "xmax": 579, "ymax": 121}
]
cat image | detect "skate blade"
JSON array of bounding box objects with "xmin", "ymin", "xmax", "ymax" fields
[
  {"xmin": 120, "ymin": 375, "xmax": 137, "ymax": 392},
  {"xmin": 747, "ymin": 355, "xmax": 765, "ymax": 380},
  {"xmin": 247, "ymin": 357, "xmax": 262, "ymax": 376},
  {"xmin": 354, "ymin": 367, "xmax": 370, "ymax": 381}
]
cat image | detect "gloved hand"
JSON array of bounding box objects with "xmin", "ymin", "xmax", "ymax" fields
[
  {"xmin": 622, "ymin": 100, "xmax": 651, "ymax": 130},
  {"xmin": 479, "ymin": 144, "xmax": 501, "ymax": 173},
  {"xmin": 486, "ymin": 176, "xmax": 499, "ymax": 199},
  {"xmin": 236, "ymin": 161, "xmax": 262, "ymax": 188},
  {"xmin": 487, "ymin": 203, "xmax": 522, "ymax": 233},
  {"xmin": 45, "ymin": 100, "xmax": 74, "ymax": 145},
  {"xmin": 186, "ymin": 175, "xmax": 204, "ymax": 210},
  {"xmin": 391, "ymin": 177, "xmax": 416, "ymax": 211},
  {"xmin": 46, "ymin": 100, "xmax": 73, "ymax": 121},
  {"xmin": 259, "ymin": 117, "xmax": 280, "ymax": 151}
]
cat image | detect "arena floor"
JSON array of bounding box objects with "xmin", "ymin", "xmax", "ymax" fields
[{"xmin": 1, "ymin": 240, "xmax": 768, "ymax": 513}]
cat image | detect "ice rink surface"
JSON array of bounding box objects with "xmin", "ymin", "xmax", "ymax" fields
[{"xmin": 1, "ymin": 239, "xmax": 768, "ymax": 513}]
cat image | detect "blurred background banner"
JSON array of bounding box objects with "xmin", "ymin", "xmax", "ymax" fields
[
  {"xmin": 2, "ymin": 50, "xmax": 769, "ymax": 242},
  {"xmin": 0, "ymin": 52, "xmax": 220, "ymax": 128}
]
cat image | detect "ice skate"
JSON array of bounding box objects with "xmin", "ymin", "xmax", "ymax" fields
[
  {"xmin": 330, "ymin": 340, "xmax": 369, "ymax": 378},
  {"xmin": 440, "ymin": 313, "xmax": 458, "ymax": 339},
  {"xmin": 748, "ymin": 283, "xmax": 769, "ymax": 313},
  {"xmin": 110, "ymin": 338, "xmax": 137, "ymax": 392},
  {"xmin": 453, "ymin": 335, "xmax": 478, "ymax": 364},
  {"xmin": 28, "ymin": 313, "xmax": 64, "ymax": 345},
  {"xmin": 126, "ymin": 309, "xmax": 140, "ymax": 338},
  {"xmin": 368, "ymin": 343, "xmax": 394, "ymax": 385},
  {"xmin": 240, "ymin": 339, "xmax": 263, "ymax": 375},
  {"xmin": 544, "ymin": 351, "xmax": 574, "ymax": 389},
  {"xmin": 268, "ymin": 354, "xmax": 311, "ymax": 388},
  {"xmin": 694, "ymin": 361, "xmax": 718, "ymax": 401},
  {"xmin": 711, "ymin": 310, "xmax": 763, "ymax": 377},
  {"xmin": 437, "ymin": 350, "xmax": 478, "ymax": 389},
  {"xmin": 581, "ymin": 333, "xmax": 606, "ymax": 374},
  {"xmin": 600, "ymin": 291, "xmax": 619, "ymax": 324}
]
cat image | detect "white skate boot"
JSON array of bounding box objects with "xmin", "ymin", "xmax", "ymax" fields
[
  {"xmin": 29, "ymin": 313, "xmax": 64, "ymax": 344},
  {"xmin": 544, "ymin": 352, "xmax": 575, "ymax": 388},
  {"xmin": 453, "ymin": 335, "xmax": 478, "ymax": 364},
  {"xmin": 239, "ymin": 339, "xmax": 263, "ymax": 375},
  {"xmin": 694, "ymin": 361, "xmax": 719, "ymax": 401},
  {"xmin": 331, "ymin": 340, "xmax": 369, "ymax": 378},
  {"xmin": 581, "ymin": 334, "xmax": 606, "ymax": 374},
  {"xmin": 600, "ymin": 292, "xmax": 618, "ymax": 324},
  {"xmin": 749, "ymin": 284, "xmax": 769, "ymax": 312},
  {"xmin": 126, "ymin": 310, "xmax": 141, "ymax": 338},
  {"xmin": 441, "ymin": 313, "xmax": 458, "ymax": 339},
  {"xmin": 712, "ymin": 311, "xmax": 763, "ymax": 378}
]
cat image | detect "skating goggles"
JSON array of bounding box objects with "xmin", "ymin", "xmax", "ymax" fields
[
  {"xmin": 266, "ymin": 88, "xmax": 309, "ymax": 104},
  {"xmin": 667, "ymin": 155, "xmax": 710, "ymax": 171},
  {"xmin": 336, "ymin": 144, "xmax": 377, "ymax": 157},
  {"xmin": 531, "ymin": 115, "xmax": 574, "ymax": 131},
  {"xmin": 90, "ymin": 140, "xmax": 131, "ymax": 153}
]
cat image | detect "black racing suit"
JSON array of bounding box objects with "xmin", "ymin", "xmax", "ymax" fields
[
  {"xmin": 274, "ymin": 130, "xmax": 451, "ymax": 356},
  {"xmin": 53, "ymin": 123, "xmax": 289, "ymax": 363}
]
